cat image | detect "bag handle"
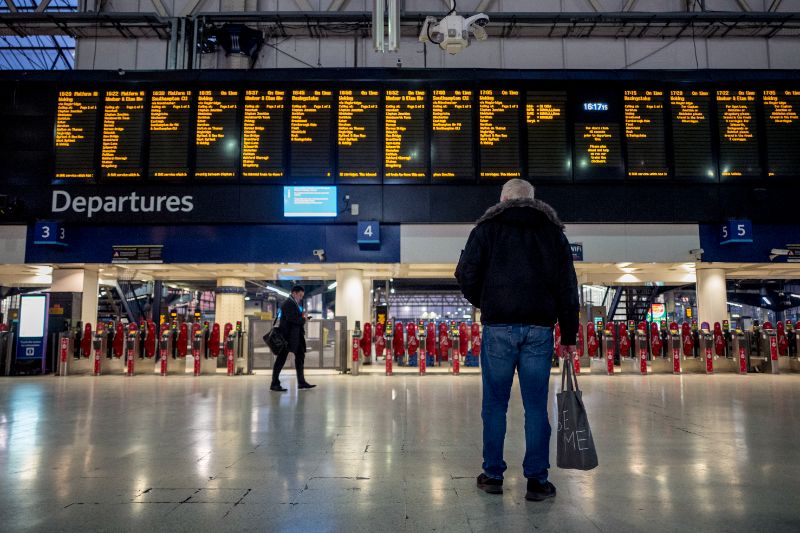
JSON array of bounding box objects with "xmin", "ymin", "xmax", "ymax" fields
[{"xmin": 560, "ymin": 349, "xmax": 581, "ymax": 393}]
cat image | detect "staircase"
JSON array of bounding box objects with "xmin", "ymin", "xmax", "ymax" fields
[
  {"xmin": 606, "ymin": 286, "xmax": 661, "ymax": 324},
  {"xmin": 97, "ymin": 281, "xmax": 153, "ymax": 324}
]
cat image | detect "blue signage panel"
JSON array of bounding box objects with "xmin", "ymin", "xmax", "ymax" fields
[
  {"xmin": 357, "ymin": 221, "xmax": 380, "ymax": 244},
  {"xmin": 720, "ymin": 219, "xmax": 753, "ymax": 245},
  {"xmin": 283, "ymin": 186, "xmax": 337, "ymax": 217},
  {"xmin": 15, "ymin": 294, "xmax": 49, "ymax": 372},
  {"xmin": 33, "ymin": 221, "xmax": 67, "ymax": 246},
  {"xmin": 700, "ymin": 224, "xmax": 798, "ymax": 263}
]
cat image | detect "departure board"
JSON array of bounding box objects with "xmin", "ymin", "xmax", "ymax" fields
[
  {"xmin": 526, "ymin": 91, "xmax": 568, "ymax": 179},
  {"xmin": 670, "ymin": 90, "xmax": 715, "ymax": 179},
  {"xmin": 290, "ymin": 89, "xmax": 333, "ymax": 178},
  {"xmin": 479, "ymin": 89, "xmax": 521, "ymax": 178},
  {"xmin": 195, "ymin": 90, "xmax": 239, "ymax": 178},
  {"xmin": 100, "ymin": 90, "xmax": 145, "ymax": 179},
  {"xmin": 573, "ymin": 97, "xmax": 623, "ymax": 178},
  {"xmin": 242, "ymin": 89, "xmax": 285, "ymax": 178},
  {"xmin": 431, "ymin": 89, "xmax": 473, "ymax": 179},
  {"xmin": 385, "ymin": 89, "xmax": 426, "ymax": 179},
  {"xmin": 149, "ymin": 90, "xmax": 191, "ymax": 178},
  {"xmin": 624, "ymin": 90, "xmax": 667, "ymax": 177},
  {"xmin": 763, "ymin": 90, "xmax": 800, "ymax": 177},
  {"xmin": 716, "ymin": 90, "xmax": 760, "ymax": 178},
  {"xmin": 54, "ymin": 90, "xmax": 99, "ymax": 180},
  {"xmin": 338, "ymin": 89, "xmax": 380, "ymax": 178}
]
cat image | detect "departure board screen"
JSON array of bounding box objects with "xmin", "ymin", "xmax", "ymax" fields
[
  {"xmin": 338, "ymin": 89, "xmax": 380, "ymax": 179},
  {"xmin": 526, "ymin": 91, "xmax": 568, "ymax": 179},
  {"xmin": 54, "ymin": 90, "xmax": 99, "ymax": 180},
  {"xmin": 100, "ymin": 90, "xmax": 145, "ymax": 180},
  {"xmin": 479, "ymin": 89, "xmax": 520, "ymax": 178},
  {"xmin": 242, "ymin": 89, "xmax": 284, "ymax": 178},
  {"xmin": 716, "ymin": 90, "xmax": 760, "ymax": 178},
  {"xmin": 763, "ymin": 90, "xmax": 800, "ymax": 177},
  {"xmin": 624, "ymin": 90, "xmax": 667, "ymax": 177},
  {"xmin": 149, "ymin": 90, "xmax": 191, "ymax": 178},
  {"xmin": 194, "ymin": 90, "xmax": 239, "ymax": 178},
  {"xmin": 431, "ymin": 89, "xmax": 473, "ymax": 179},
  {"xmin": 290, "ymin": 89, "xmax": 333, "ymax": 178},
  {"xmin": 670, "ymin": 90, "xmax": 715, "ymax": 179},
  {"xmin": 573, "ymin": 97, "xmax": 623, "ymax": 179},
  {"xmin": 385, "ymin": 89, "xmax": 426, "ymax": 179}
]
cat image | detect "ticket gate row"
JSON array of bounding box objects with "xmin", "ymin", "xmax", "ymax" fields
[
  {"xmin": 350, "ymin": 320, "xmax": 482, "ymax": 376},
  {"xmin": 563, "ymin": 319, "xmax": 800, "ymax": 375},
  {"xmin": 57, "ymin": 320, "xmax": 246, "ymax": 377}
]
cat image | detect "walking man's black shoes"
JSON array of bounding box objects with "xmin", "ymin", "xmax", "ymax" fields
[
  {"xmin": 298, "ymin": 383, "xmax": 317, "ymax": 389},
  {"xmin": 525, "ymin": 479, "xmax": 556, "ymax": 501},
  {"xmin": 476, "ymin": 473, "xmax": 503, "ymax": 494},
  {"xmin": 270, "ymin": 384, "xmax": 287, "ymax": 392}
]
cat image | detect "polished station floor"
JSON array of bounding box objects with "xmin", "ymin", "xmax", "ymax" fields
[{"xmin": 1, "ymin": 372, "xmax": 799, "ymax": 532}]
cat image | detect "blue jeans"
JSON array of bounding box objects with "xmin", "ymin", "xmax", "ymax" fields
[{"xmin": 481, "ymin": 324, "xmax": 553, "ymax": 482}]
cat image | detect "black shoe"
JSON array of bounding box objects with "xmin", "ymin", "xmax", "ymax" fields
[
  {"xmin": 525, "ymin": 479, "xmax": 556, "ymax": 502},
  {"xmin": 476, "ymin": 473, "xmax": 503, "ymax": 495},
  {"xmin": 270, "ymin": 384, "xmax": 287, "ymax": 392},
  {"xmin": 298, "ymin": 383, "xmax": 317, "ymax": 389}
]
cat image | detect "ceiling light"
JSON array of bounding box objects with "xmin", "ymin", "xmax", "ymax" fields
[
  {"xmin": 727, "ymin": 302, "xmax": 743, "ymax": 308},
  {"xmin": 762, "ymin": 296, "xmax": 771, "ymax": 305},
  {"xmin": 327, "ymin": 281, "xmax": 337, "ymax": 290}
]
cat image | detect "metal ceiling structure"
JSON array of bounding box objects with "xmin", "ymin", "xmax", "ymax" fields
[{"xmin": 1, "ymin": 5, "xmax": 800, "ymax": 69}]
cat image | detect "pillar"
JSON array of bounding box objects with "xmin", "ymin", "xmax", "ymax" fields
[
  {"xmin": 696, "ymin": 268, "xmax": 728, "ymax": 327},
  {"xmin": 362, "ymin": 277, "xmax": 372, "ymax": 326},
  {"xmin": 51, "ymin": 268, "xmax": 98, "ymax": 327},
  {"xmin": 215, "ymin": 278, "xmax": 245, "ymax": 328},
  {"xmin": 335, "ymin": 268, "xmax": 364, "ymax": 332}
]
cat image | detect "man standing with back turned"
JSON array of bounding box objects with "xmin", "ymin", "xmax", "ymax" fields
[{"xmin": 455, "ymin": 179, "xmax": 579, "ymax": 502}]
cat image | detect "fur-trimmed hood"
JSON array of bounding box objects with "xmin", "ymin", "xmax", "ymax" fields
[{"xmin": 476, "ymin": 198, "xmax": 564, "ymax": 229}]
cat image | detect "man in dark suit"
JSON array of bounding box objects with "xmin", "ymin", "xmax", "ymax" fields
[{"xmin": 271, "ymin": 285, "xmax": 316, "ymax": 391}]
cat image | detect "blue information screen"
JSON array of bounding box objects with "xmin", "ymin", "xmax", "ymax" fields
[{"xmin": 283, "ymin": 186, "xmax": 337, "ymax": 217}]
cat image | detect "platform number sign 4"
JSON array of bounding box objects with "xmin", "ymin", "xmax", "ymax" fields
[
  {"xmin": 34, "ymin": 221, "xmax": 67, "ymax": 246},
  {"xmin": 720, "ymin": 220, "xmax": 753, "ymax": 245},
  {"xmin": 357, "ymin": 221, "xmax": 380, "ymax": 245}
]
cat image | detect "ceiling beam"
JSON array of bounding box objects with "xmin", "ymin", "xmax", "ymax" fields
[
  {"xmin": 327, "ymin": 0, "xmax": 348, "ymax": 10},
  {"xmin": 294, "ymin": 0, "xmax": 313, "ymax": 11},
  {"xmin": 622, "ymin": 0, "xmax": 638, "ymax": 11},
  {"xmin": 768, "ymin": 0, "xmax": 783, "ymax": 12},
  {"xmin": 3, "ymin": 0, "xmax": 18, "ymax": 13},
  {"xmin": 475, "ymin": 0, "xmax": 494, "ymax": 12},
  {"xmin": 736, "ymin": 0, "xmax": 752, "ymax": 11},
  {"xmin": 34, "ymin": 0, "xmax": 52, "ymax": 13}
]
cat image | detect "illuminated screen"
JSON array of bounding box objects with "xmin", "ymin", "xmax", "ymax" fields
[
  {"xmin": 479, "ymin": 89, "xmax": 521, "ymax": 179},
  {"xmin": 149, "ymin": 90, "xmax": 191, "ymax": 179},
  {"xmin": 54, "ymin": 90, "xmax": 99, "ymax": 181},
  {"xmin": 290, "ymin": 89, "xmax": 333, "ymax": 178},
  {"xmin": 338, "ymin": 89, "xmax": 380, "ymax": 179},
  {"xmin": 763, "ymin": 89, "xmax": 800, "ymax": 177},
  {"xmin": 101, "ymin": 90, "xmax": 146, "ymax": 179},
  {"xmin": 716, "ymin": 90, "xmax": 760, "ymax": 178},
  {"xmin": 385, "ymin": 89, "xmax": 427, "ymax": 179},
  {"xmin": 432, "ymin": 89, "xmax": 474, "ymax": 179},
  {"xmin": 526, "ymin": 91, "xmax": 569, "ymax": 179},
  {"xmin": 283, "ymin": 186, "xmax": 337, "ymax": 217},
  {"xmin": 242, "ymin": 89, "xmax": 285, "ymax": 178},
  {"xmin": 670, "ymin": 90, "xmax": 715, "ymax": 180},
  {"xmin": 195, "ymin": 89, "xmax": 240, "ymax": 179},
  {"xmin": 573, "ymin": 94, "xmax": 623, "ymax": 179},
  {"xmin": 19, "ymin": 295, "xmax": 47, "ymax": 338},
  {"xmin": 624, "ymin": 90, "xmax": 667, "ymax": 177}
]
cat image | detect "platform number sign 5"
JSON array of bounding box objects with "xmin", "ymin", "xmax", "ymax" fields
[
  {"xmin": 357, "ymin": 221, "xmax": 380, "ymax": 245},
  {"xmin": 33, "ymin": 221, "xmax": 68, "ymax": 246},
  {"xmin": 720, "ymin": 220, "xmax": 753, "ymax": 245}
]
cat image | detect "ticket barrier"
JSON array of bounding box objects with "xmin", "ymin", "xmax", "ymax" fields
[
  {"xmin": 731, "ymin": 329, "xmax": 749, "ymax": 374},
  {"xmin": 425, "ymin": 322, "xmax": 436, "ymax": 367},
  {"xmin": 680, "ymin": 323, "xmax": 711, "ymax": 373},
  {"xmin": 418, "ymin": 330, "xmax": 427, "ymax": 375},
  {"xmin": 465, "ymin": 323, "xmax": 480, "ymax": 367},
  {"xmin": 618, "ymin": 323, "xmax": 639, "ymax": 374},
  {"xmin": 590, "ymin": 324, "xmax": 615, "ymax": 375},
  {"xmin": 360, "ymin": 322, "xmax": 373, "ymax": 366},
  {"xmin": 57, "ymin": 326, "xmax": 94, "ymax": 376},
  {"xmin": 775, "ymin": 321, "xmax": 795, "ymax": 373},
  {"xmin": 351, "ymin": 322, "xmax": 362, "ymax": 376},
  {"xmin": 575, "ymin": 323, "xmax": 587, "ymax": 374},
  {"xmin": 747, "ymin": 323, "xmax": 778, "ymax": 373},
  {"xmin": 450, "ymin": 333, "xmax": 460, "ymax": 376},
  {"xmin": 630, "ymin": 325, "xmax": 648, "ymax": 375},
  {"xmin": 710, "ymin": 321, "xmax": 738, "ymax": 373},
  {"xmin": 651, "ymin": 323, "xmax": 681, "ymax": 373},
  {"xmin": 406, "ymin": 323, "xmax": 419, "ymax": 367}
]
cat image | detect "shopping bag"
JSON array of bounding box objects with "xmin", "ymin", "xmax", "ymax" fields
[
  {"xmin": 263, "ymin": 316, "xmax": 288, "ymax": 356},
  {"xmin": 556, "ymin": 352, "xmax": 599, "ymax": 470}
]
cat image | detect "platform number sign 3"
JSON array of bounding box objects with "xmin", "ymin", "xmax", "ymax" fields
[
  {"xmin": 357, "ymin": 221, "xmax": 380, "ymax": 245},
  {"xmin": 34, "ymin": 221, "xmax": 67, "ymax": 246},
  {"xmin": 720, "ymin": 220, "xmax": 753, "ymax": 245}
]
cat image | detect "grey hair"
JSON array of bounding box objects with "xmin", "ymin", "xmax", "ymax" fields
[{"xmin": 500, "ymin": 179, "xmax": 535, "ymax": 201}]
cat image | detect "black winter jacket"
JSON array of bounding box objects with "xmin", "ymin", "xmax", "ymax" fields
[
  {"xmin": 455, "ymin": 198, "xmax": 580, "ymax": 346},
  {"xmin": 277, "ymin": 297, "xmax": 306, "ymax": 355}
]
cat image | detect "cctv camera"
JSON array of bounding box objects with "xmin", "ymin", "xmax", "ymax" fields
[
  {"xmin": 689, "ymin": 248, "xmax": 705, "ymax": 259},
  {"xmin": 313, "ymin": 249, "xmax": 326, "ymax": 262},
  {"xmin": 418, "ymin": 10, "xmax": 490, "ymax": 54}
]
